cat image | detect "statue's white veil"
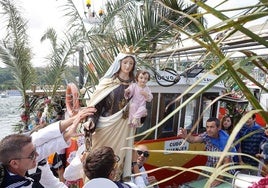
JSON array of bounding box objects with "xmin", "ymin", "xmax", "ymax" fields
[{"xmin": 102, "ymin": 53, "xmax": 137, "ymax": 79}]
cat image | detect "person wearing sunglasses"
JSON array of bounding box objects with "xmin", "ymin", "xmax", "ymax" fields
[
  {"xmin": 133, "ymin": 144, "xmax": 159, "ymax": 188},
  {"xmin": 0, "ymin": 107, "xmax": 96, "ymax": 188}
]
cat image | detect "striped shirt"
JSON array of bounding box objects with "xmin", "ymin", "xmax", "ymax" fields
[
  {"xmin": 236, "ymin": 123, "xmax": 264, "ymax": 167},
  {"xmin": 200, "ymin": 130, "xmax": 236, "ymax": 174}
]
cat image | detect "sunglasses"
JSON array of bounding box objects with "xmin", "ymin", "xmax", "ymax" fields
[
  {"xmin": 9, "ymin": 147, "xmax": 37, "ymax": 163},
  {"xmin": 137, "ymin": 150, "xmax": 150, "ymax": 158}
]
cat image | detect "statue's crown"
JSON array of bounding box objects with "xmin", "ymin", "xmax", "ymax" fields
[{"xmin": 118, "ymin": 44, "xmax": 139, "ymax": 54}]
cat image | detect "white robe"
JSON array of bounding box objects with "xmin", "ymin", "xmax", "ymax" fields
[
  {"xmin": 21, "ymin": 121, "xmax": 69, "ymax": 188},
  {"xmin": 86, "ymin": 77, "xmax": 134, "ymax": 178}
]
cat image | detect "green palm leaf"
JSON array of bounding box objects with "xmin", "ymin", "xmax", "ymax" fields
[{"xmin": 0, "ymin": 0, "xmax": 36, "ymax": 126}]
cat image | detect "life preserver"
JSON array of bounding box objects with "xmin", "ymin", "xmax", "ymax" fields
[{"xmin": 66, "ymin": 83, "xmax": 80, "ymax": 117}]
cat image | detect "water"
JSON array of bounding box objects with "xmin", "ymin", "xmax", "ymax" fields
[{"xmin": 0, "ymin": 96, "xmax": 22, "ymax": 139}]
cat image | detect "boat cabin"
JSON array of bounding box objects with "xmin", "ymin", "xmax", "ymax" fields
[{"xmin": 134, "ymin": 67, "xmax": 228, "ymax": 187}]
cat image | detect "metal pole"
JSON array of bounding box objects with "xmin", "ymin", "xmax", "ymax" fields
[{"xmin": 79, "ymin": 47, "xmax": 84, "ymax": 89}]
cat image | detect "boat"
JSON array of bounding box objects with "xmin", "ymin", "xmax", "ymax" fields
[
  {"xmin": 6, "ymin": 90, "xmax": 22, "ymax": 96},
  {"xmin": 133, "ymin": 65, "xmax": 267, "ymax": 187},
  {"xmin": 134, "ymin": 69, "xmax": 226, "ymax": 187},
  {"xmin": 0, "ymin": 92, "xmax": 8, "ymax": 98}
]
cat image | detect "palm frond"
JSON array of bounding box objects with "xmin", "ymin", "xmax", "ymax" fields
[
  {"xmin": 0, "ymin": 0, "xmax": 36, "ymax": 119},
  {"xmin": 41, "ymin": 30, "xmax": 83, "ymax": 95},
  {"xmin": 40, "ymin": 28, "xmax": 58, "ymax": 50}
]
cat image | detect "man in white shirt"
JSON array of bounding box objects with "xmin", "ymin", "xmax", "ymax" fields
[
  {"xmin": 135, "ymin": 144, "xmax": 159, "ymax": 188},
  {"xmin": 0, "ymin": 107, "xmax": 96, "ymax": 188}
]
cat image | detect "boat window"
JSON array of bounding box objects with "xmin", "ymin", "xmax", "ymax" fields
[
  {"xmin": 202, "ymin": 98, "xmax": 212, "ymax": 128},
  {"xmin": 180, "ymin": 93, "xmax": 220, "ymax": 134},
  {"xmin": 183, "ymin": 97, "xmax": 197, "ymax": 130},
  {"xmin": 180, "ymin": 95, "xmax": 199, "ymax": 130},
  {"xmin": 157, "ymin": 93, "xmax": 180, "ymax": 138},
  {"xmin": 163, "ymin": 95, "xmax": 175, "ymax": 132},
  {"xmin": 136, "ymin": 93, "xmax": 180, "ymax": 140},
  {"xmin": 199, "ymin": 93, "xmax": 221, "ymax": 133},
  {"xmin": 202, "ymin": 93, "xmax": 219, "ymax": 118}
]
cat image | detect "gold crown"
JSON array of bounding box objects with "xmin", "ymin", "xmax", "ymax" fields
[{"xmin": 118, "ymin": 44, "xmax": 139, "ymax": 54}]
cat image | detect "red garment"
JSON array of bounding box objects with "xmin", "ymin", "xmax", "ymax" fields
[{"xmin": 250, "ymin": 177, "xmax": 268, "ymax": 188}]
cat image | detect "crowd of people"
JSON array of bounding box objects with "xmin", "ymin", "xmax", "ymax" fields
[
  {"xmin": 179, "ymin": 112, "xmax": 267, "ymax": 186},
  {"xmin": 0, "ymin": 107, "xmax": 96, "ymax": 187},
  {"xmin": 0, "ymin": 49, "xmax": 267, "ymax": 188}
]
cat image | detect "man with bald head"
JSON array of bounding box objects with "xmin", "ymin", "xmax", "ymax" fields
[{"xmin": 133, "ymin": 144, "xmax": 159, "ymax": 188}]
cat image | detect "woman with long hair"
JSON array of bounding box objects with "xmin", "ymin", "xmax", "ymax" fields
[{"xmin": 220, "ymin": 115, "xmax": 234, "ymax": 135}]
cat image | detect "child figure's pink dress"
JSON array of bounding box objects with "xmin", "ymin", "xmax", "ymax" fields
[{"xmin": 125, "ymin": 83, "xmax": 153, "ymax": 127}]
